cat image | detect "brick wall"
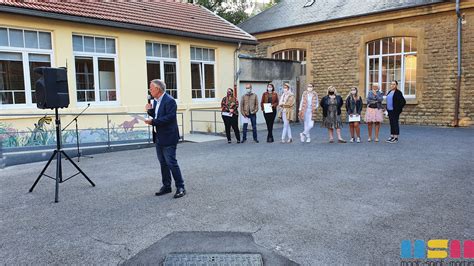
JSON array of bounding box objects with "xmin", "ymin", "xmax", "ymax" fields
[{"xmin": 248, "ymin": 9, "xmax": 473, "ymax": 126}]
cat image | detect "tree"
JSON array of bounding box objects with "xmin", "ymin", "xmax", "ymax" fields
[
  {"xmin": 217, "ymin": 3, "xmax": 249, "ymax": 25},
  {"xmin": 253, "ymin": 0, "xmax": 280, "ymax": 16},
  {"xmin": 192, "ymin": 0, "xmax": 223, "ymax": 11},
  {"xmin": 191, "ymin": 0, "xmax": 249, "ymax": 25}
]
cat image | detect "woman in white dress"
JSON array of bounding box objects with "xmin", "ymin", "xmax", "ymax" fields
[
  {"xmin": 298, "ymin": 83, "xmax": 319, "ymax": 143},
  {"xmin": 278, "ymin": 83, "xmax": 295, "ymax": 143}
]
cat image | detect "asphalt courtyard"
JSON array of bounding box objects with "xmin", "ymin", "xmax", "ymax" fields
[{"xmin": 1, "ymin": 124, "xmax": 473, "ymax": 265}]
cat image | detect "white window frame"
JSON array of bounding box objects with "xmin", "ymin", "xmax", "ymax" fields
[
  {"xmin": 146, "ymin": 42, "xmax": 180, "ymax": 102},
  {"xmin": 272, "ymin": 49, "xmax": 305, "ymax": 61},
  {"xmin": 72, "ymin": 34, "xmax": 120, "ymax": 106},
  {"xmin": 366, "ymin": 37, "xmax": 417, "ymax": 99},
  {"xmin": 0, "ymin": 27, "xmax": 54, "ymax": 109},
  {"xmin": 190, "ymin": 46, "xmax": 216, "ymax": 101},
  {"xmin": 273, "ymin": 49, "xmax": 307, "ymax": 76}
]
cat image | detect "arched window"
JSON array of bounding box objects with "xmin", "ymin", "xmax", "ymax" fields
[
  {"xmin": 272, "ymin": 49, "xmax": 307, "ymax": 75},
  {"xmin": 366, "ymin": 37, "xmax": 417, "ymax": 97}
]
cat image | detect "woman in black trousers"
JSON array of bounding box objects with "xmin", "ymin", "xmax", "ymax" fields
[
  {"xmin": 385, "ymin": 81, "xmax": 406, "ymax": 144},
  {"xmin": 261, "ymin": 83, "xmax": 279, "ymax": 142},
  {"xmin": 221, "ymin": 88, "xmax": 241, "ymax": 143}
]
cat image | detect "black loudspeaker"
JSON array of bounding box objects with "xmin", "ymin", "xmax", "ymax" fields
[{"xmin": 35, "ymin": 67, "xmax": 70, "ymax": 109}]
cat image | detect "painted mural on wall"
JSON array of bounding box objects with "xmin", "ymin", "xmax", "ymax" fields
[{"xmin": 0, "ymin": 115, "xmax": 150, "ymax": 150}]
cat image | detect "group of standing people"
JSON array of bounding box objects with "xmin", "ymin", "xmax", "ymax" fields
[
  {"xmin": 221, "ymin": 81, "xmax": 406, "ymax": 145},
  {"xmin": 220, "ymin": 83, "xmax": 297, "ymax": 144},
  {"xmin": 143, "ymin": 78, "xmax": 405, "ymax": 199},
  {"xmin": 353, "ymin": 80, "xmax": 406, "ymax": 143}
]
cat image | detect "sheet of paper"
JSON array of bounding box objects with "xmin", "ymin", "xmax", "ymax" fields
[
  {"xmin": 348, "ymin": 115, "xmax": 361, "ymax": 122},
  {"xmin": 263, "ymin": 103, "xmax": 273, "ymax": 113},
  {"xmin": 132, "ymin": 115, "xmax": 148, "ymax": 121}
]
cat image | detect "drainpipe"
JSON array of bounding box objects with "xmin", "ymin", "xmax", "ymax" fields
[
  {"xmin": 234, "ymin": 42, "xmax": 242, "ymax": 98},
  {"xmin": 454, "ymin": 0, "xmax": 462, "ymax": 127}
]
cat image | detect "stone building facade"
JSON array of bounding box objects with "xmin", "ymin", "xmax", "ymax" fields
[{"xmin": 239, "ymin": 1, "xmax": 473, "ymax": 126}]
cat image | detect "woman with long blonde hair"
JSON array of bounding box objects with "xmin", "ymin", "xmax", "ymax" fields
[
  {"xmin": 278, "ymin": 83, "xmax": 295, "ymax": 143},
  {"xmin": 298, "ymin": 83, "xmax": 319, "ymax": 143},
  {"xmin": 365, "ymin": 84, "xmax": 384, "ymax": 142}
]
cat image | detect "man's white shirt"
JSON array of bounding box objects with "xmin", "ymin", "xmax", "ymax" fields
[{"xmin": 154, "ymin": 94, "xmax": 164, "ymax": 119}]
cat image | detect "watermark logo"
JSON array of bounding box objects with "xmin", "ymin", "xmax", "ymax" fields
[{"xmin": 401, "ymin": 239, "xmax": 474, "ymax": 259}]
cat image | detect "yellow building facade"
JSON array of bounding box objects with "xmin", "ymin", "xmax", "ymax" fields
[{"xmin": 0, "ymin": 4, "xmax": 255, "ymax": 148}]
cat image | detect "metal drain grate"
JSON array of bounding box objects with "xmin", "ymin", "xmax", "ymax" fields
[{"xmin": 163, "ymin": 253, "xmax": 263, "ymax": 266}]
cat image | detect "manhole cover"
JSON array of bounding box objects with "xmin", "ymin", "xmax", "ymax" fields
[{"xmin": 163, "ymin": 253, "xmax": 263, "ymax": 266}]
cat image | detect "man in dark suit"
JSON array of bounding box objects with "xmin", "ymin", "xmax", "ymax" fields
[{"xmin": 145, "ymin": 79, "xmax": 185, "ymax": 198}]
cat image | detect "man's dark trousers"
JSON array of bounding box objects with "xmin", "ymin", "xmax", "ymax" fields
[
  {"xmin": 242, "ymin": 113, "xmax": 257, "ymax": 141},
  {"xmin": 155, "ymin": 144, "xmax": 184, "ymax": 189},
  {"xmin": 148, "ymin": 93, "xmax": 184, "ymax": 190}
]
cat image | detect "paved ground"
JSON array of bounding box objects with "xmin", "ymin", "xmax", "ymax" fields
[{"xmin": 0, "ymin": 124, "xmax": 473, "ymax": 265}]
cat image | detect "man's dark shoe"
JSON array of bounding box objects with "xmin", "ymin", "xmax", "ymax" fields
[
  {"xmin": 241, "ymin": 139, "xmax": 246, "ymax": 143},
  {"xmin": 174, "ymin": 187, "xmax": 186, "ymax": 198},
  {"xmin": 155, "ymin": 187, "xmax": 172, "ymax": 196},
  {"xmin": 254, "ymin": 139, "xmax": 259, "ymax": 143}
]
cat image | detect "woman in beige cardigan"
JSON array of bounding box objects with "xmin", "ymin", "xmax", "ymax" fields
[
  {"xmin": 278, "ymin": 83, "xmax": 295, "ymax": 143},
  {"xmin": 298, "ymin": 83, "xmax": 319, "ymax": 143}
]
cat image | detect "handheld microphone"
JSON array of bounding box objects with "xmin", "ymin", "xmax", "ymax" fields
[{"xmin": 146, "ymin": 95, "xmax": 152, "ymax": 120}]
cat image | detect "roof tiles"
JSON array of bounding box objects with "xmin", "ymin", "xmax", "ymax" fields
[{"xmin": 0, "ymin": 0, "xmax": 256, "ymax": 44}]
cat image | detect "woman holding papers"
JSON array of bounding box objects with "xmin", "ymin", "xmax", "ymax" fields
[
  {"xmin": 365, "ymin": 84, "xmax": 384, "ymax": 142},
  {"xmin": 221, "ymin": 88, "xmax": 241, "ymax": 143},
  {"xmin": 345, "ymin": 87, "xmax": 363, "ymax": 143},
  {"xmin": 298, "ymin": 83, "xmax": 319, "ymax": 143},
  {"xmin": 261, "ymin": 83, "xmax": 279, "ymax": 143},
  {"xmin": 320, "ymin": 86, "xmax": 346, "ymax": 143},
  {"xmin": 278, "ymin": 83, "xmax": 295, "ymax": 143}
]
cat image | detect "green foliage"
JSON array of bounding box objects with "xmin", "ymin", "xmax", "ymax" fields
[
  {"xmin": 193, "ymin": 0, "xmax": 249, "ymax": 25},
  {"xmin": 193, "ymin": 0, "xmax": 223, "ymax": 10},
  {"xmin": 217, "ymin": 4, "xmax": 249, "ymax": 25},
  {"xmin": 254, "ymin": 0, "xmax": 280, "ymax": 16}
]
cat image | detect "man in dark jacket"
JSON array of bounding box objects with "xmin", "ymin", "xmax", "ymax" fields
[
  {"xmin": 385, "ymin": 80, "xmax": 406, "ymax": 144},
  {"xmin": 145, "ymin": 79, "xmax": 185, "ymax": 198}
]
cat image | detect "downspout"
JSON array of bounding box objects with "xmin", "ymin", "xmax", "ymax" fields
[
  {"xmin": 454, "ymin": 0, "xmax": 462, "ymax": 127},
  {"xmin": 234, "ymin": 42, "xmax": 242, "ymax": 98}
]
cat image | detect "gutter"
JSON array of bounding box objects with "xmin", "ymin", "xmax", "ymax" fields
[
  {"xmin": 0, "ymin": 5, "xmax": 258, "ymax": 45},
  {"xmin": 454, "ymin": 0, "xmax": 462, "ymax": 127}
]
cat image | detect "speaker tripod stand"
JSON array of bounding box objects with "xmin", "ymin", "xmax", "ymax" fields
[{"xmin": 29, "ymin": 108, "xmax": 95, "ymax": 203}]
